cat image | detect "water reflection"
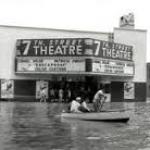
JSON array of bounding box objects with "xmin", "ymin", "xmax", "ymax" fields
[{"xmin": 0, "ymin": 102, "xmax": 150, "ymax": 150}]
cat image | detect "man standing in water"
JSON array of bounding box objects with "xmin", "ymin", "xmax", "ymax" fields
[{"xmin": 93, "ymin": 89, "xmax": 107, "ymax": 112}]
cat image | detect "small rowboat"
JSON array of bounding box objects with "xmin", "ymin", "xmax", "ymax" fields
[{"xmin": 61, "ymin": 111, "xmax": 130, "ymax": 123}]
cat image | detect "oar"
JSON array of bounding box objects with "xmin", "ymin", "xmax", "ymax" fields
[
  {"xmin": 110, "ymin": 108, "xmax": 133, "ymax": 112},
  {"xmin": 98, "ymin": 96, "xmax": 107, "ymax": 112},
  {"xmin": 96, "ymin": 96, "xmax": 133, "ymax": 112}
]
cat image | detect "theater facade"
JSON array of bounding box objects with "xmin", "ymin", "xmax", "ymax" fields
[{"xmin": 0, "ymin": 20, "xmax": 147, "ymax": 102}]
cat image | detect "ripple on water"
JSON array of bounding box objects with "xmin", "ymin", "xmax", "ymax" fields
[{"xmin": 86, "ymin": 136, "xmax": 101, "ymax": 140}]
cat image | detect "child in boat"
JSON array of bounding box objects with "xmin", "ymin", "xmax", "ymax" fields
[{"xmin": 93, "ymin": 89, "xmax": 107, "ymax": 112}]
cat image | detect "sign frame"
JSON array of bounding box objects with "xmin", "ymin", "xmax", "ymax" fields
[
  {"xmin": 16, "ymin": 38, "xmax": 133, "ymax": 61},
  {"xmin": 92, "ymin": 58, "xmax": 134, "ymax": 76},
  {"xmin": 15, "ymin": 57, "xmax": 86, "ymax": 74}
]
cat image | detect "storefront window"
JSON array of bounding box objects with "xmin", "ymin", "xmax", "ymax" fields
[{"xmin": 14, "ymin": 80, "xmax": 36, "ymax": 100}]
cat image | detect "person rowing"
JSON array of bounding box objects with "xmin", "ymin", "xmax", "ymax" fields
[{"xmin": 93, "ymin": 88, "xmax": 107, "ymax": 112}]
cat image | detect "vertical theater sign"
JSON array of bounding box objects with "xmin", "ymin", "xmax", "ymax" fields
[{"xmin": 15, "ymin": 38, "xmax": 134, "ymax": 76}]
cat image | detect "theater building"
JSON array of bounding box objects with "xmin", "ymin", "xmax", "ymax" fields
[{"xmin": 0, "ymin": 14, "xmax": 147, "ymax": 102}]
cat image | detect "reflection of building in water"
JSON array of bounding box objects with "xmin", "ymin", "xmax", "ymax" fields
[{"xmin": 0, "ymin": 14, "xmax": 147, "ymax": 102}]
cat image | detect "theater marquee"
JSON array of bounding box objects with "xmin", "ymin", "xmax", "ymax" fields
[
  {"xmin": 15, "ymin": 38, "xmax": 134, "ymax": 76},
  {"xmin": 16, "ymin": 38, "xmax": 133, "ymax": 61},
  {"xmin": 92, "ymin": 59, "xmax": 134, "ymax": 76},
  {"xmin": 16, "ymin": 57, "xmax": 85, "ymax": 73}
]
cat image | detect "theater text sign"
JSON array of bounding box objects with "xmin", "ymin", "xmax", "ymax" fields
[
  {"xmin": 92, "ymin": 59, "xmax": 134, "ymax": 76},
  {"xmin": 16, "ymin": 38, "xmax": 133, "ymax": 61},
  {"xmin": 16, "ymin": 57, "xmax": 85, "ymax": 73}
]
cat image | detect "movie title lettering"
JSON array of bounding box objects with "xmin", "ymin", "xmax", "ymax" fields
[{"xmin": 16, "ymin": 38, "xmax": 133, "ymax": 61}]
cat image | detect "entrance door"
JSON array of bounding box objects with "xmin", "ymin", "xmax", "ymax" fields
[{"xmin": 111, "ymin": 82, "xmax": 124, "ymax": 102}]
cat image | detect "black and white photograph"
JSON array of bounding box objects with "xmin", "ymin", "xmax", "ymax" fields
[{"xmin": 0, "ymin": 0, "xmax": 150, "ymax": 150}]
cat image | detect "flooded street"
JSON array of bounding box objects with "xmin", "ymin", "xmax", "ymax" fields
[{"xmin": 0, "ymin": 102, "xmax": 150, "ymax": 150}]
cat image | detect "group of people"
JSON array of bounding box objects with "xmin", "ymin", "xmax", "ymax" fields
[
  {"xmin": 40, "ymin": 86, "xmax": 92, "ymax": 103},
  {"xmin": 40, "ymin": 86, "xmax": 107, "ymax": 113},
  {"xmin": 69, "ymin": 89, "xmax": 107, "ymax": 113},
  {"xmin": 49, "ymin": 87, "xmax": 72, "ymax": 102},
  {"xmin": 40, "ymin": 87, "xmax": 72, "ymax": 103}
]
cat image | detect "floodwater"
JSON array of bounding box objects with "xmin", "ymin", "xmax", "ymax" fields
[{"xmin": 0, "ymin": 102, "xmax": 150, "ymax": 150}]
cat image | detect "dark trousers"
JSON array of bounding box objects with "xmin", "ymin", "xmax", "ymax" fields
[
  {"xmin": 93, "ymin": 101, "xmax": 102, "ymax": 112},
  {"xmin": 79, "ymin": 106, "xmax": 89, "ymax": 112}
]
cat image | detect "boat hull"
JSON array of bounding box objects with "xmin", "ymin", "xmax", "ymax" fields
[{"xmin": 61, "ymin": 111, "xmax": 130, "ymax": 123}]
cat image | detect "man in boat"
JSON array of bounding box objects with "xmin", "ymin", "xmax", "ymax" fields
[
  {"xmin": 80, "ymin": 98, "xmax": 91, "ymax": 112},
  {"xmin": 70, "ymin": 97, "xmax": 90, "ymax": 113},
  {"xmin": 93, "ymin": 89, "xmax": 107, "ymax": 112},
  {"xmin": 70, "ymin": 97, "xmax": 82, "ymax": 113}
]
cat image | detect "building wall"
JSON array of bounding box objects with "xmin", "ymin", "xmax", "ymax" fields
[
  {"xmin": 0, "ymin": 25, "xmax": 110, "ymax": 80},
  {"xmin": 114, "ymin": 28, "xmax": 147, "ymax": 82},
  {"xmin": 113, "ymin": 28, "xmax": 147, "ymax": 101},
  {"xmin": 0, "ymin": 25, "xmax": 147, "ymax": 102}
]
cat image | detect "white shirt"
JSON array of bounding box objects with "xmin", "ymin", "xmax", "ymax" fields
[
  {"xmin": 70, "ymin": 100, "xmax": 81, "ymax": 113},
  {"xmin": 93, "ymin": 90, "xmax": 104, "ymax": 102}
]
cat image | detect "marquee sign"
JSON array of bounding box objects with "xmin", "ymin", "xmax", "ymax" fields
[
  {"xmin": 16, "ymin": 38, "xmax": 133, "ymax": 61},
  {"xmin": 16, "ymin": 57, "xmax": 85, "ymax": 73},
  {"xmin": 92, "ymin": 59, "xmax": 134, "ymax": 76}
]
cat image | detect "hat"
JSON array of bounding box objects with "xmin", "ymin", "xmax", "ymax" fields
[
  {"xmin": 76, "ymin": 97, "xmax": 81, "ymax": 101},
  {"xmin": 98, "ymin": 90, "xmax": 103, "ymax": 94}
]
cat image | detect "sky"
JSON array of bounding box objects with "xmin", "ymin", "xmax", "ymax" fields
[{"xmin": 0, "ymin": 0, "xmax": 149, "ymax": 61}]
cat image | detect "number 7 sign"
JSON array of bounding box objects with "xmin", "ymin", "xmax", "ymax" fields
[{"xmin": 94, "ymin": 40, "xmax": 101, "ymax": 56}]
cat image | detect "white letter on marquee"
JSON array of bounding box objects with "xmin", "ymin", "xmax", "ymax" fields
[
  {"xmin": 94, "ymin": 40, "xmax": 101, "ymax": 56},
  {"xmin": 22, "ymin": 40, "xmax": 31, "ymax": 55}
]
